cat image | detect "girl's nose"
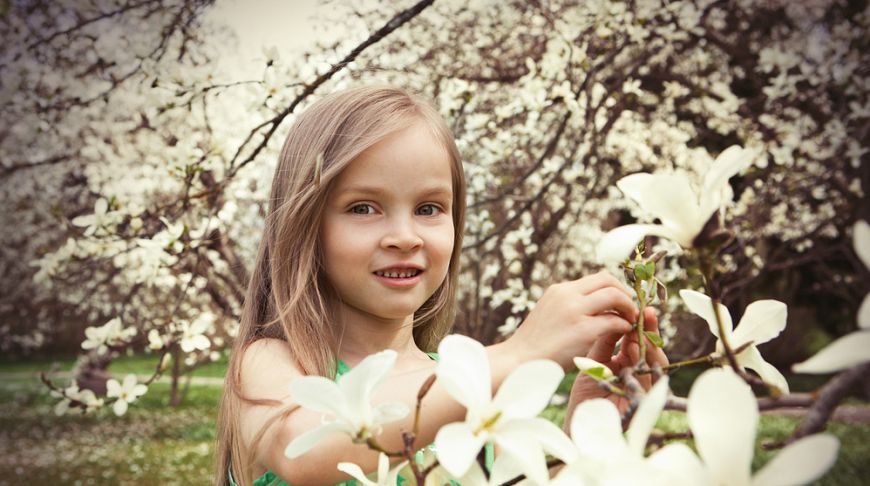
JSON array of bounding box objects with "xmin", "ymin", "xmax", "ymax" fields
[{"xmin": 381, "ymin": 217, "xmax": 423, "ymax": 251}]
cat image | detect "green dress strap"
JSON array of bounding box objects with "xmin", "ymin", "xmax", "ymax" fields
[{"xmin": 233, "ymin": 352, "xmax": 482, "ymax": 486}]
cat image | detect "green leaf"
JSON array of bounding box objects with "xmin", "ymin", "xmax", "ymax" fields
[
  {"xmin": 644, "ymin": 331, "xmax": 664, "ymax": 348},
  {"xmin": 635, "ymin": 263, "xmax": 652, "ymax": 280}
]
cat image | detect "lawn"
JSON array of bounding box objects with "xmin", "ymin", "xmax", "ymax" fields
[{"xmin": 1, "ymin": 359, "xmax": 868, "ymax": 484}]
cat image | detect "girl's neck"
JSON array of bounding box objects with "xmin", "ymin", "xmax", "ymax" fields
[{"xmin": 335, "ymin": 309, "xmax": 427, "ymax": 366}]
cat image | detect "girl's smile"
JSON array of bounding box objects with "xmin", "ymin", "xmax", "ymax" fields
[{"xmin": 320, "ymin": 119, "xmax": 455, "ymax": 325}]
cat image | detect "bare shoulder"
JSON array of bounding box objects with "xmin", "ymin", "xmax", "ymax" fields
[{"xmin": 238, "ymin": 338, "xmax": 302, "ymax": 401}]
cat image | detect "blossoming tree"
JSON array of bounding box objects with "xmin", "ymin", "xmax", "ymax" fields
[{"xmin": 3, "ymin": 0, "xmax": 868, "ymax": 479}]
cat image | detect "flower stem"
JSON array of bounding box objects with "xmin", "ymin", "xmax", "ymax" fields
[
  {"xmin": 365, "ymin": 438, "xmax": 403, "ymax": 458},
  {"xmin": 632, "ymin": 280, "xmax": 648, "ymax": 368},
  {"xmin": 636, "ymin": 353, "xmax": 718, "ymax": 374}
]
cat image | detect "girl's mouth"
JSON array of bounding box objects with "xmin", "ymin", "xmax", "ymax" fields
[{"xmin": 373, "ymin": 269, "xmax": 422, "ymax": 279}]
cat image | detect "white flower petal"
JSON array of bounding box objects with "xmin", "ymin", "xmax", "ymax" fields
[
  {"xmin": 372, "ymin": 402, "xmax": 409, "ymax": 425},
  {"xmin": 600, "ymin": 459, "xmax": 663, "ymax": 486},
  {"xmin": 492, "ymin": 359, "xmax": 563, "ymax": 420},
  {"xmin": 113, "ymin": 398, "xmax": 128, "ymax": 416},
  {"xmin": 500, "ymin": 417, "xmax": 578, "ymax": 464},
  {"xmin": 570, "ymin": 399, "xmax": 627, "ymax": 461},
  {"xmin": 386, "ymin": 460, "xmax": 409, "ymax": 486},
  {"xmin": 453, "ymin": 462, "xmax": 488, "ymax": 486},
  {"xmin": 434, "ymin": 421, "xmax": 487, "ymax": 478},
  {"xmin": 703, "ymin": 146, "xmax": 754, "ymax": 199},
  {"xmin": 487, "ymin": 451, "xmax": 529, "ymax": 485},
  {"xmin": 290, "ymin": 376, "xmax": 348, "ymax": 418},
  {"xmin": 106, "ymin": 379, "xmax": 121, "ymax": 398},
  {"xmin": 626, "ymin": 377, "xmax": 669, "ymax": 455},
  {"xmin": 122, "ymin": 374, "xmax": 138, "ymax": 389},
  {"xmin": 495, "ymin": 430, "xmax": 550, "ymax": 485},
  {"xmin": 339, "ymin": 350, "xmax": 397, "ymax": 421},
  {"xmin": 618, "ymin": 172, "xmax": 703, "ymax": 238},
  {"xmin": 549, "ymin": 463, "xmax": 588, "ymax": 486},
  {"xmin": 751, "ymin": 434, "xmax": 839, "ymax": 486},
  {"xmin": 679, "ymin": 289, "xmax": 733, "ymax": 339},
  {"xmin": 688, "ymin": 368, "xmax": 756, "ymax": 485},
  {"xmin": 337, "ymin": 461, "xmax": 375, "ymax": 486},
  {"xmin": 792, "ymin": 331, "xmax": 870, "ymax": 374},
  {"xmin": 284, "ymin": 422, "xmax": 345, "ymax": 459},
  {"xmin": 731, "ymin": 299, "xmax": 787, "ymax": 347},
  {"xmin": 738, "ymin": 346, "xmax": 790, "ymax": 394},
  {"xmin": 436, "ymin": 335, "xmax": 492, "ymax": 411},
  {"xmin": 597, "ymin": 223, "xmax": 685, "ymax": 264},
  {"xmin": 597, "ymin": 224, "xmax": 654, "ymax": 264},
  {"xmin": 647, "ymin": 443, "xmax": 710, "ymax": 486},
  {"xmin": 94, "ymin": 198, "xmax": 108, "ymax": 215},
  {"xmin": 858, "ymin": 293, "xmax": 870, "ymax": 330},
  {"xmin": 853, "ymin": 221, "xmax": 870, "ymax": 271}
]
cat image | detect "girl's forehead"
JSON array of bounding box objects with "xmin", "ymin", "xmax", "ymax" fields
[{"xmin": 333, "ymin": 121, "xmax": 455, "ymax": 187}]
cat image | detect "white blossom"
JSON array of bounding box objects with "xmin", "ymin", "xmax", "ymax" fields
[{"xmin": 106, "ymin": 374, "xmax": 148, "ymax": 416}]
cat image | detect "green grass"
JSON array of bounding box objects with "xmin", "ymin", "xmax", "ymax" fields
[
  {"xmin": 0, "ymin": 376, "xmax": 221, "ymax": 485},
  {"xmin": 0, "ymin": 352, "xmax": 229, "ymax": 379}
]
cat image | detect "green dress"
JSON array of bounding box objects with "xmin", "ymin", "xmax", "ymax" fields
[{"xmin": 229, "ymin": 354, "xmax": 486, "ymax": 485}]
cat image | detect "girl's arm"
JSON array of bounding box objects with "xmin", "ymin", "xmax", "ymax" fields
[{"xmin": 241, "ymin": 271, "xmax": 637, "ymax": 486}]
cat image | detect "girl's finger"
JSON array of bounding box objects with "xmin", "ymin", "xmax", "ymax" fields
[
  {"xmin": 586, "ymin": 329, "xmax": 624, "ymax": 363},
  {"xmin": 573, "ymin": 271, "xmax": 634, "ymax": 299},
  {"xmin": 643, "ymin": 307, "xmax": 659, "ymax": 332},
  {"xmin": 645, "ymin": 339, "xmax": 669, "ymax": 369},
  {"xmin": 579, "ymin": 288, "xmax": 638, "ymax": 322},
  {"xmin": 578, "ymin": 314, "xmax": 634, "ymax": 348}
]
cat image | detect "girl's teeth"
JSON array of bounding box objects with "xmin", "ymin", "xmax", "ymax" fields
[{"xmin": 377, "ymin": 270, "xmax": 418, "ymax": 278}]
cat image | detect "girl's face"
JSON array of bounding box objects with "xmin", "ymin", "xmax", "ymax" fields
[{"xmin": 320, "ymin": 119, "xmax": 455, "ymax": 325}]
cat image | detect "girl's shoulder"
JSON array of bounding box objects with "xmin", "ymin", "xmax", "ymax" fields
[{"xmin": 239, "ymin": 338, "xmax": 302, "ymax": 398}]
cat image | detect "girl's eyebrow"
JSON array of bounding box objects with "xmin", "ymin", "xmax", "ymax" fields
[{"xmin": 339, "ymin": 184, "xmax": 453, "ymax": 198}]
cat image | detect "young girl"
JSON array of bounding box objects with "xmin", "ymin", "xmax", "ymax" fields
[{"xmin": 215, "ymin": 85, "xmax": 666, "ymax": 486}]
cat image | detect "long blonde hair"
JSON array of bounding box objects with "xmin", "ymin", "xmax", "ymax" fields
[{"xmin": 215, "ymin": 86, "xmax": 466, "ymax": 485}]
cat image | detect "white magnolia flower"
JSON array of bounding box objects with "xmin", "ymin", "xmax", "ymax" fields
[
  {"xmin": 433, "ymin": 334, "xmax": 574, "ymax": 484},
  {"xmin": 179, "ymin": 315, "xmax": 211, "ymax": 353},
  {"xmin": 792, "ymin": 221, "xmax": 870, "ymax": 374},
  {"xmin": 680, "ymin": 289, "xmax": 790, "ymax": 393},
  {"xmin": 137, "ymin": 217, "xmax": 185, "ymax": 254},
  {"xmin": 55, "ymin": 384, "xmax": 105, "ymax": 414},
  {"xmin": 52, "ymin": 381, "xmax": 81, "ymax": 416},
  {"xmin": 688, "ymin": 368, "xmax": 839, "ymax": 486},
  {"xmin": 71, "ymin": 198, "xmax": 122, "ymax": 236},
  {"xmin": 597, "ymin": 145, "xmax": 755, "ymax": 263},
  {"xmin": 337, "ymin": 452, "xmax": 407, "ymax": 486},
  {"xmin": 148, "ymin": 329, "xmax": 166, "ymax": 350},
  {"xmin": 106, "ymin": 374, "xmax": 148, "ymax": 416},
  {"xmin": 79, "ymin": 389, "xmax": 105, "ymax": 413},
  {"xmin": 81, "ymin": 317, "xmax": 136, "ymax": 355},
  {"xmin": 284, "ymin": 350, "xmax": 408, "ymax": 458},
  {"xmin": 557, "ymin": 377, "xmax": 705, "ymax": 485}
]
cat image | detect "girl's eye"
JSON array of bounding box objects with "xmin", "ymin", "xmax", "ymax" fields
[
  {"xmin": 349, "ymin": 204, "xmax": 375, "ymax": 215},
  {"xmin": 416, "ymin": 204, "xmax": 441, "ymax": 216}
]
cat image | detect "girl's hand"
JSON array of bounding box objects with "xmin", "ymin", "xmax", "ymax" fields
[
  {"xmin": 564, "ymin": 307, "xmax": 669, "ymax": 427},
  {"xmin": 501, "ymin": 271, "xmax": 637, "ymax": 370}
]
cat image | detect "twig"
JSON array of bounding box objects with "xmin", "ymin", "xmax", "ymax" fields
[
  {"xmin": 786, "ymin": 362, "xmax": 870, "ymax": 445},
  {"xmin": 226, "ymin": 0, "xmax": 437, "ymax": 177}
]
